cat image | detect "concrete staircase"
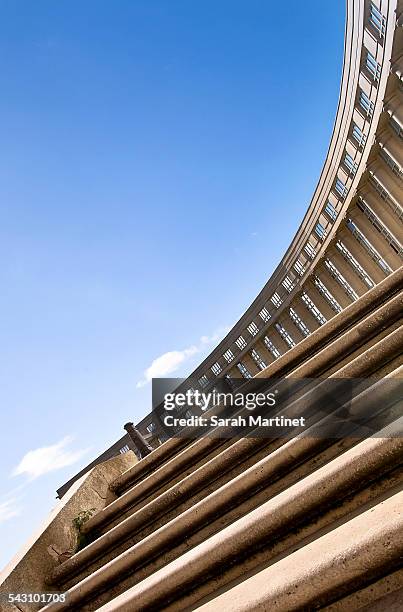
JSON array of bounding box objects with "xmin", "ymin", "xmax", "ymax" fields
[{"xmin": 40, "ymin": 269, "xmax": 402, "ymax": 612}]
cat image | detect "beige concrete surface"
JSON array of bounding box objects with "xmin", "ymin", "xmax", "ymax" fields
[{"xmin": 0, "ymin": 452, "xmax": 136, "ymax": 612}]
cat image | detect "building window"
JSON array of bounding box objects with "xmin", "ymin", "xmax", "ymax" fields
[
  {"xmin": 369, "ymin": 2, "xmax": 386, "ymax": 37},
  {"xmin": 304, "ymin": 242, "xmax": 317, "ymax": 259},
  {"xmin": 289, "ymin": 307, "xmax": 310, "ymax": 337},
  {"xmin": 247, "ymin": 321, "xmax": 259, "ymax": 337},
  {"xmin": 368, "ymin": 172, "xmax": 403, "ymax": 220},
  {"xmin": 365, "ymin": 51, "xmax": 381, "ymax": 82},
  {"xmin": 359, "ymin": 90, "xmax": 374, "ymax": 117},
  {"xmin": 315, "ymin": 222, "xmax": 327, "ymax": 241},
  {"xmin": 379, "ymin": 147, "xmax": 403, "ymax": 179},
  {"xmin": 275, "ymin": 322, "xmax": 295, "ymax": 348},
  {"xmin": 271, "ymin": 292, "xmax": 283, "ymax": 308},
  {"xmin": 335, "ymin": 240, "xmax": 374, "ymax": 287},
  {"xmin": 357, "ymin": 198, "xmax": 403, "ymax": 257},
  {"xmin": 301, "ymin": 292, "xmax": 327, "ymax": 326},
  {"xmin": 389, "ymin": 116, "xmax": 403, "ymax": 139},
  {"xmin": 294, "ymin": 260, "xmax": 305, "ymax": 276},
  {"xmin": 259, "ymin": 307, "xmax": 271, "ymax": 323},
  {"xmin": 313, "ymin": 276, "xmax": 342, "ymax": 313},
  {"xmin": 325, "ymin": 259, "xmax": 359, "ymax": 301},
  {"xmin": 250, "ymin": 348, "xmax": 267, "ymax": 371},
  {"xmin": 335, "ymin": 178, "xmax": 348, "ymax": 199},
  {"xmin": 198, "ymin": 374, "xmax": 209, "ymax": 389},
  {"xmin": 223, "ymin": 348, "xmax": 235, "ymax": 363},
  {"xmin": 263, "ymin": 336, "xmax": 281, "ymax": 359},
  {"xmin": 344, "ymin": 153, "xmax": 358, "ymax": 175},
  {"xmin": 282, "ymin": 275, "xmax": 295, "ymax": 293},
  {"xmin": 352, "ymin": 124, "xmax": 367, "ymax": 148},
  {"xmin": 235, "ymin": 335, "xmax": 247, "ymax": 350},
  {"xmin": 346, "ymin": 218, "xmax": 392, "ymax": 274},
  {"xmin": 146, "ymin": 422, "xmax": 156, "ymax": 433},
  {"xmin": 237, "ymin": 361, "xmax": 252, "ymax": 379},
  {"xmin": 211, "ymin": 361, "xmax": 222, "ymax": 376},
  {"xmin": 324, "ymin": 201, "xmax": 337, "ymax": 221}
]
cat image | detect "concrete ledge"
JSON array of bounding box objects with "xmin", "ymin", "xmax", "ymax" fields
[
  {"xmin": 110, "ymin": 437, "xmax": 189, "ymax": 496},
  {"xmin": 0, "ymin": 452, "xmax": 136, "ymax": 612},
  {"xmin": 48, "ymin": 373, "xmax": 401, "ymax": 588},
  {"xmin": 192, "ymin": 491, "xmax": 403, "ymax": 612},
  {"xmin": 83, "ymin": 301, "xmax": 403, "ymax": 539},
  {"xmin": 39, "ymin": 421, "xmax": 403, "ymax": 611},
  {"xmin": 83, "ymin": 437, "xmax": 227, "ymax": 536}
]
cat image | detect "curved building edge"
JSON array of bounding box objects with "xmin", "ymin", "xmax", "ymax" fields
[{"xmin": 178, "ymin": 0, "xmax": 403, "ymax": 396}]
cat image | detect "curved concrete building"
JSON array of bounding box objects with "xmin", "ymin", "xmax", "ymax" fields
[{"xmin": 183, "ymin": 0, "xmax": 403, "ymax": 394}]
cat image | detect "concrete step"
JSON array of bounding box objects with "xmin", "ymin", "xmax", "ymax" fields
[
  {"xmin": 78, "ymin": 299, "xmax": 402, "ymax": 543},
  {"xmin": 100, "ymin": 269, "xmax": 403, "ymax": 508},
  {"xmin": 186, "ymin": 490, "xmax": 403, "ymax": 612},
  {"xmin": 34, "ymin": 269, "xmax": 403, "ymax": 612},
  {"xmin": 44, "ymin": 324, "xmax": 402, "ymax": 598},
  {"xmin": 41, "ymin": 418, "xmax": 403, "ymax": 611},
  {"xmin": 48, "ymin": 367, "xmax": 401, "ymax": 591}
]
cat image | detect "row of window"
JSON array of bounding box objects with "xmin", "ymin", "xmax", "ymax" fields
[
  {"xmin": 289, "ymin": 307, "xmax": 310, "ymax": 337},
  {"xmin": 357, "ymin": 198, "xmax": 403, "ymax": 257},
  {"xmin": 335, "ymin": 240, "xmax": 374, "ymax": 288},
  {"xmin": 282, "ymin": 276, "xmax": 295, "ymax": 293},
  {"xmin": 325, "ymin": 201, "xmax": 338, "ymax": 221},
  {"xmin": 389, "ymin": 115, "xmax": 403, "ymax": 139},
  {"xmin": 369, "ymin": 172, "xmax": 403, "ymax": 220},
  {"xmin": 369, "ymin": 2, "xmax": 386, "ymax": 37},
  {"xmin": 346, "ymin": 218, "xmax": 392, "ymax": 274},
  {"xmin": 365, "ymin": 50, "xmax": 381, "ymax": 82},
  {"xmin": 250, "ymin": 348, "xmax": 267, "ymax": 370},
  {"xmin": 236, "ymin": 335, "xmax": 247, "ymax": 350},
  {"xmin": 352, "ymin": 123, "xmax": 367, "ymax": 148},
  {"xmin": 301, "ymin": 292, "xmax": 327, "ymax": 326},
  {"xmin": 324, "ymin": 259, "xmax": 359, "ymax": 301},
  {"xmin": 208, "ymin": 274, "xmax": 349, "ymax": 382},
  {"xmin": 344, "ymin": 153, "xmax": 358, "ymax": 175},
  {"xmin": 247, "ymin": 321, "xmax": 259, "ymax": 336},
  {"xmin": 264, "ymin": 335, "xmax": 281, "ymax": 359},
  {"xmin": 359, "ymin": 90, "xmax": 374, "ymax": 117},
  {"xmin": 379, "ymin": 146, "xmax": 403, "ymax": 179},
  {"xmin": 335, "ymin": 178, "xmax": 348, "ymax": 199},
  {"xmin": 313, "ymin": 276, "xmax": 342, "ymax": 314},
  {"xmin": 259, "ymin": 307, "xmax": 271, "ymax": 322},
  {"xmin": 271, "ymin": 292, "xmax": 282, "ymax": 308}
]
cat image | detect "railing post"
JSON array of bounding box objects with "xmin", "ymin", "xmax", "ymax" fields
[{"xmin": 124, "ymin": 422, "xmax": 154, "ymax": 458}]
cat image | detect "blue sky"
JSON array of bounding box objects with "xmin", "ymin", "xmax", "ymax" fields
[{"xmin": 0, "ymin": 1, "xmax": 344, "ymax": 570}]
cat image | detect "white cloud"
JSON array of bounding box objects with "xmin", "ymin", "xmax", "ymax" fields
[
  {"xmin": 0, "ymin": 497, "xmax": 21, "ymax": 524},
  {"xmin": 12, "ymin": 436, "xmax": 88, "ymax": 480},
  {"xmin": 136, "ymin": 327, "xmax": 229, "ymax": 388}
]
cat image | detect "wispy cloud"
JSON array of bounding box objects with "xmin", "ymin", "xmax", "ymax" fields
[
  {"xmin": 0, "ymin": 497, "xmax": 21, "ymax": 524},
  {"xmin": 136, "ymin": 327, "xmax": 229, "ymax": 388},
  {"xmin": 12, "ymin": 436, "xmax": 89, "ymax": 480}
]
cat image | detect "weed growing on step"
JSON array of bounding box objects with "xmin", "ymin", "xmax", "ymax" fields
[{"xmin": 72, "ymin": 508, "xmax": 96, "ymax": 551}]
